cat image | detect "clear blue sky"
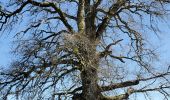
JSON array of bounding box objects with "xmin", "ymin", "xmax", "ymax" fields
[{"xmin": 0, "ymin": 34, "xmax": 13, "ymax": 68}]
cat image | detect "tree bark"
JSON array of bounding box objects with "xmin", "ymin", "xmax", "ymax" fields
[{"xmin": 80, "ymin": 67, "xmax": 100, "ymax": 100}]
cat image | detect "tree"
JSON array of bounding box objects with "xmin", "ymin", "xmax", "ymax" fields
[{"xmin": 0, "ymin": 0, "xmax": 170, "ymax": 100}]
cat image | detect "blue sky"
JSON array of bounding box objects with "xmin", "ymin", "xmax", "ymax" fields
[
  {"xmin": 0, "ymin": 34, "xmax": 13, "ymax": 68},
  {"xmin": 0, "ymin": 1, "xmax": 170, "ymax": 100}
]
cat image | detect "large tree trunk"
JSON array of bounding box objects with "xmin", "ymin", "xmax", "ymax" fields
[
  {"xmin": 72, "ymin": 36, "xmax": 101, "ymax": 100},
  {"xmin": 80, "ymin": 67, "xmax": 100, "ymax": 100}
]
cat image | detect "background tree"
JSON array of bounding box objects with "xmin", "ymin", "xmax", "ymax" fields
[{"xmin": 0, "ymin": 0, "xmax": 170, "ymax": 100}]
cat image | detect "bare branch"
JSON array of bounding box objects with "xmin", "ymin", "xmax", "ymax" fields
[
  {"xmin": 96, "ymin": 0, "xmax": 126, "ymax": 38},
  {"xmin": 28, "ymin": 0, "xmax": 74, "ymax": 33}
]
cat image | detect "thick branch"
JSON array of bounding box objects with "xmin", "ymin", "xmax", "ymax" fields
[
  {"xmin": 43, "ymin": 8, "xmax": 77, "ymax": 20},
  {"xmin": 100, "ymin": 80, "xmax": 139, "ymax": 92},
  {"xmin": 96, "ymin": 0, "xmax": 126, "ymax": 38},
  {"xmin": 102, "ymin": 93, "xmax": 129, "ymax": 100},
  {"xmin": 28, "ymin": 0, "xmax": 74, "ymax": 33},
  {"xmin": 102, "ymin": 84, "xmax": 170, "ymax": 100},
  {"xmin": 8, "ymin": 1, "xmax": 29, "ymax": 16},
  {"xmin": 77, "ymin": 0, "xmax": 85, "ymax": 33},
  {"xmin": 102, "ymin": 87, "xmax": 134, "ymax": 100},
  {"xmin": 101, "ymin": 71, "xmax": 170, "ymax": 92},
  {"xmin": 0, "ymin": 1, "xmax": 29, "ymax": 30}
]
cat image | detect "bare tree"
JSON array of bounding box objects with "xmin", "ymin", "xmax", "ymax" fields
[{"xmin": 0, "ymin": 0, "xmax": 170, "ymax": 100}]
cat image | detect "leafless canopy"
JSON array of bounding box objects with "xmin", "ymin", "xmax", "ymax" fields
[{"xmin": 0, "ymin": 0, "xmax": 170, "ymax": 100}]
